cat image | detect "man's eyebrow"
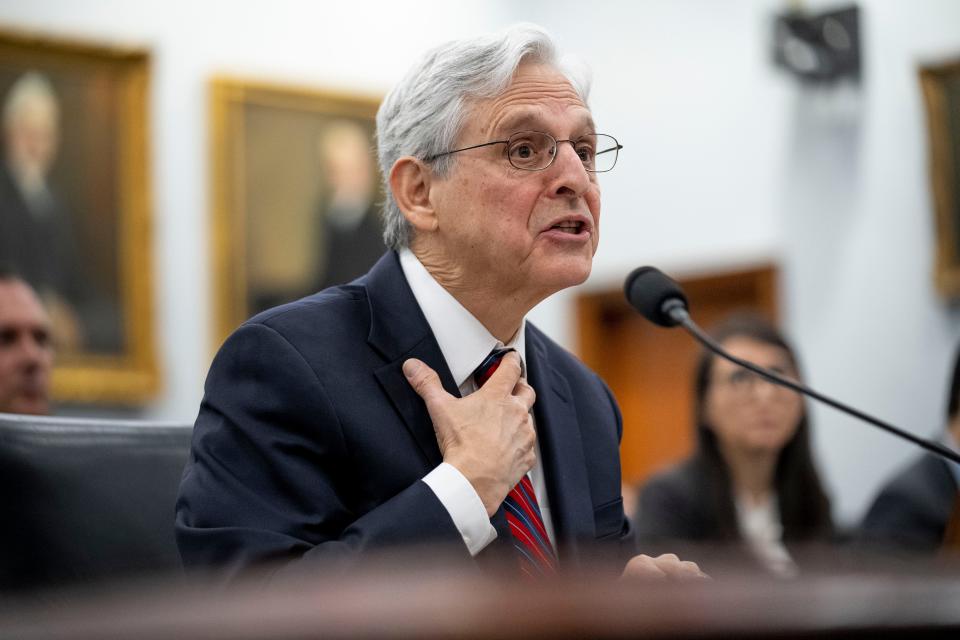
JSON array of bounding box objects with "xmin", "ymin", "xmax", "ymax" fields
[
  {"xmin": 492, "ymin": 112, "xmax": 540, "ymax": 136},
  {"xmin": 493, "ymin": 111, "xmax": 596, "ymax": 136}
]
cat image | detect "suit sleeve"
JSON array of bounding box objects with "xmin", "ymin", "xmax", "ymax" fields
[
  {"xmin": 859, "ymin": 479, "xmax": 945, "ymax": 553},
  {"xmin": 175, "ymin": 322, "xmax": 464, "ymax": 582}
]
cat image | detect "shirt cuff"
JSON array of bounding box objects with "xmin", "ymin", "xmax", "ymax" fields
[{"xmin": 422, "ymin": 462, "xmax": 498, "ymax": 556}]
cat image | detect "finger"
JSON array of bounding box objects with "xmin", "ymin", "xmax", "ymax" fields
[
  {"xmin": 621, "ymin": 555, "xmax": 668, "ymax": 580},
  {"xmin": 650, "ymin": 555, "xmax": 680, "ymax": 574},
  {"xmin": 681, "ymin": 561, "xmax": 711, "ymax": 580},
  {"xmin": 652, "ymin": 556, "xmax": 710, "ymax": 581},
  {"xmin": 668, "ymin": 560, "xmax": 703, "ymax": 579},
  {"xmin": 513, "ymin": 379, "xmax": 536, "ymax": 411},
  {"xmin": 402, "ymin": 358, "xmax": 451, "ymax": 408},
  {"xmin": 480, "ymin": 351, "xmax": 523, "ymax": 396},
  {"xmin": 520, "ymin": 413, "xmax": 536, "ymax": 443},
  {"xmin": 679, "ymin": 561, "xmax": 700, "ymax": 574}
]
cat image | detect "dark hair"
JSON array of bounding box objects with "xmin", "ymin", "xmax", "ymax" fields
[
  {"xmin": 948, "ymin": 343, "xmax": 960, "ymax": 421},
  {"xmin": 691, "ymin": 313, "xmax": 833, "ymax": 542},
  {"xmin": 0, "ymin": 264, "xmax": 23, "ymax": 282}
]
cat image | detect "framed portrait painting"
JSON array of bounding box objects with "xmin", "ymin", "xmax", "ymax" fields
[
  {"xmin": 0, "ymin": 28, "xmax": 157, "ymax": 404},
  {"xmin": 920, "ymin": 58, "xmax": 960, "ymax": 297},
  {"xmin": 210, "ymin": 78, "xmax": 385, "ymax": 348}
]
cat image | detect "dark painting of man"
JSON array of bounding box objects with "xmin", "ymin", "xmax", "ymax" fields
[
  {"xmin": 0, "ymin": 68, "xmax": 125, "ymax": 355},
  {"xmin": 0, "ymin": 72, "xmax": 86, "ymax": 351}
]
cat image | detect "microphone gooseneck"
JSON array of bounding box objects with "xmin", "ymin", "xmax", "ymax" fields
[{"xmin": 624, "ymin": 266, "xmax": 960, "ymax": 466}]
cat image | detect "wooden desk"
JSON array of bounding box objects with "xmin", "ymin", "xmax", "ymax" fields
[{"xmin": 2, "ymin": 559, "xmax": 959, "ymax": 639}]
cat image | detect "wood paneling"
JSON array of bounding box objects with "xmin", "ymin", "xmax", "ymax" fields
[{"xmin": 576, "ymin": 265, "xmax": 779, "ymax": 487}]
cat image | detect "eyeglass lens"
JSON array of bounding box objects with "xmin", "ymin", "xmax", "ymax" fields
[
  {"xmin": 506, "ymin": 131, "xmax": 619, "ymax": 172},
  {"xmin": 724, "ymin": 367, "xmax": 797, "ymax": 392}
]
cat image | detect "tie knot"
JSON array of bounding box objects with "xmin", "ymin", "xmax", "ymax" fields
[{"xmin": 472, "ymin": 347, "xmax": 516, "ymax": 388}]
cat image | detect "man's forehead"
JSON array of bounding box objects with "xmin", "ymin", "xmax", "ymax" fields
[
  {"xmin": 487, "ymin": 107, "xmax": 595, "ymax": 136},
  {"xmin": 473, "ymin": 63, "xmax": 593, "ymax": 136},
  {"xmin": 0, "ymin": 283, "xmax": 47, "ymax": 324}
]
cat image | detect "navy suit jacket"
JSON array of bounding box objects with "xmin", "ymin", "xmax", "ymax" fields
[
  {"xmin": 860, "ymin": 452, "xmax": 959, "ymax": 553},
  {"xmin": 176, "ymin": 252, "xmax": 632, "ymax": 579}
]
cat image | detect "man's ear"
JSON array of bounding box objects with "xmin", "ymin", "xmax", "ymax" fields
[{"xmin": 389, "ymin": 157, "xmax": 438, "ymax": 233}]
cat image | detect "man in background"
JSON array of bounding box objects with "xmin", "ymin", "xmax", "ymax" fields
[
  {"xmin": 0, "ymin": 269, "xmax": 54, "ymax": 591},
  {"xmin": 860, "ymin": 347, "xmax": 960, "ymax": 553},
  {"xmin": 0, "ymin": 269, "xmax": 53, "ymax": 415}
]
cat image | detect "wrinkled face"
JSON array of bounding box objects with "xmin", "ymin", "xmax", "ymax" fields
[
  {"xmin": 428, "ymin": 62, "xmax": 601, "ymax": 301},
  {"xmin": 704, "ymin": 336, "xmax": 804, "ymax": 457},
  {"xmin": 0, "ymin": 280, "xmax": 53, "ymax": 415}
]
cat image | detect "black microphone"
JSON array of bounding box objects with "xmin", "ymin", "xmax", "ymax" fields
[
  {"xmin": 623, "ymin": 266, "xmax": 690, "ymax": 327},
  {"xmin": 624, "ymin": 265, "xmax": 960, "ymax": 466}
]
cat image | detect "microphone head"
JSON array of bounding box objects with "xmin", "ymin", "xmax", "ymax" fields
[{"xmin": 623, "ymin": 266, "xmax": 689, "ymax": 327}]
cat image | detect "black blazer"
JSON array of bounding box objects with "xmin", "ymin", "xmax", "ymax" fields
[
  {"xmin": 176, "ymin": 252, "xmax": 633, "ymax": 579},
  {"xmin": 633, "ymin": 457, "xmax": 816, "ymax": 573},
  {"xmin": 860, "ymin": 453, "xmax": 959, "ymax": 553},
  {"xmin": 633, "ymin": 458, "xmax": 732, "ymax": 557}
]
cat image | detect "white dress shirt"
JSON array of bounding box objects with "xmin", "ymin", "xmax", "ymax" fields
[
  {"xmin": 734, "ymin": 493, "xmax": 798, "ymax": 579},
  {"xmin": 398, "ymin": 248, "xmax": 556, "ymax": 556}
]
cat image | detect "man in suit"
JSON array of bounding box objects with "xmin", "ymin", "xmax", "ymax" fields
[
  {"xmin": 859, "ymin": 347, "xmax": 960, "ymax": 553},
  {"xmin": 177, "ymin": 24, "xmax": 704, "ymax": 582}
]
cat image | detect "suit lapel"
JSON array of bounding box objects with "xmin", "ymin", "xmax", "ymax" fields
[
  {"xmin": 361, "ymin": 254, "xmax": 596, "ymax": 563},
  {"xmin": 364, "ymin": 252, "xmax": 460, "ymax": 468},
  {"xmin": 365, "ymin": 253, "xmax": 522, "ymax": 565},
  {"xmin": 525, "ymin": 326, "xmax": 595, "ymax": 561}
]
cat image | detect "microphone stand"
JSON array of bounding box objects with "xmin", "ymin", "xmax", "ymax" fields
[{"xmin": 663, "ymin": 301, "xmax": 960, "ymax": 466}]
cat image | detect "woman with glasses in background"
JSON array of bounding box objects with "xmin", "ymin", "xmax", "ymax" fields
[{"xmin": 633, "ymin": 314, "xmax": 833, "ymax": 577}]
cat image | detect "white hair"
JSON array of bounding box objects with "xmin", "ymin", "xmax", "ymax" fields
[
  {"xmin": 3, "ymin": 71, "xmax": 59, "ymax": 131},
  {"xmin": 376, "ymin": 23, "xmax": 591, "ymax": 250}
]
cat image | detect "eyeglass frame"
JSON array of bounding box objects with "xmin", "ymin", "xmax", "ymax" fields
[
  {"xmin": 713, "ymin": 366, "xmax": 800, "ymax": 396},
  {"xmin": 423, "ymin": 130, "xmax": 623, "ymax": 173}
]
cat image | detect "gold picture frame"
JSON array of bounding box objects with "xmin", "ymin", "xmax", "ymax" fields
[
  {"xmin": 0, "ymin": 28, "xmax": 157, "ymax": 405},
  {"xmin": 210, "ymin": 78, "xmax": 384, "ymax": 349},
  {"xmin": 920, "ymin": 58, "xmax": 960, "ymax": 297}
]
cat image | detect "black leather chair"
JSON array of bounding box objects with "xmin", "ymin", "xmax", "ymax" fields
[{"xmin": 0, "ymin": 412, "xmax": 193, "ymax": 591}]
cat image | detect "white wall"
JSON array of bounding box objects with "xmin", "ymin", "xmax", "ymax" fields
[
  {"xmin": 2, "ymin": 0, "xmax": 960, "ymax": 525},
  {"xmin": 514, "ymin": 0, "xmax": 791, "ymax": 342},
  {"xmin": 779, "ymin": 0, "xmax": 960, "ymax": 524},
  {"xmin": 0, "ymin": 0, "xmax": 510, "ymax": 422},
  {"xmin": 514, "ymin": 0, "xmax": 960, "ymax": 524}
]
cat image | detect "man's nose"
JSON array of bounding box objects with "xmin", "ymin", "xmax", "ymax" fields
[
  {"xmin": 550, "ymin": 142, "xmax": 591, "ymax": 197},
  {"xmin": 15, "ymin": 335, "xmax": 46, "ymax": 364}
]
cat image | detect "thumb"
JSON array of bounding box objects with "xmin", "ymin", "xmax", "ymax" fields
[{"xmin": 402, "ymin": 358, "xmax": 450, "ymax": 408}]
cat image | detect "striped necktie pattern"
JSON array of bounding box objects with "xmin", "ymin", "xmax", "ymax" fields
[{"xmin": 473, "ymin": 347, "xmax": 558, "ymax": 577}]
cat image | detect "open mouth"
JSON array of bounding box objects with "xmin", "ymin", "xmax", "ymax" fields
[{"xmin": 550, "ymin": 220, "xmax": 585, "ymax": 235}]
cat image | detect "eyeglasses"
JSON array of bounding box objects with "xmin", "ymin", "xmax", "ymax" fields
[
  {"xmin": 716, "ymin": 367, "xmax": 799, "ymax": 396},
  {"xmin": 424, "ymin": 131, "xmax": 622, "ymax": 173}
]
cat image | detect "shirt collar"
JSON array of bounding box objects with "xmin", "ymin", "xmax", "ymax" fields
[{"xmin": 398, "ymin": 248, "xmax": 526, "ymax": 387}]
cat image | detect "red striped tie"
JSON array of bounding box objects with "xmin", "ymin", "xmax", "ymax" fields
[{"xmin": 474, "ymin": 348, "xmax": 558, "ymax": 577}]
